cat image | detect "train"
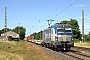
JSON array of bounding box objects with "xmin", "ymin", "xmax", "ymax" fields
[
  {"xmin": 25, "ymin": 36, "xmax": 42, "ymax": 44},
  {"xmin": 41, "ymin": 23, "xmax": 74, "ymax": 51},
  {"xmin": 26, "ymin": 36, "xmax": 34, "ymax": 42}
]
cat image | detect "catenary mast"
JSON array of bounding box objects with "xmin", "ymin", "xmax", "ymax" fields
[{"xmin": 4, "ymin": 7, "xmax": 7, "ymax": 41}]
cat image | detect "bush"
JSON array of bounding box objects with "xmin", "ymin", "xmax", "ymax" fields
[
  {"xmin": 85, "ymin": 35, "xmax": 90, "ymax": 42},
  {"xmin": 74, "ymin": 39, "xmax": 80, "ymax": 43}
]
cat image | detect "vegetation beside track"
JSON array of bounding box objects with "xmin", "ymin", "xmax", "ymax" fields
[
  {"xmin": 74, "ymin": 39, "xmax": 90, "ymax": 48},
  {"xmin": 0, "ymin": 41, "xmax": 56, "ymax": 60}
]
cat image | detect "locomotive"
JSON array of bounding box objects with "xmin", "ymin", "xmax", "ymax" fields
[{"xmin": 41, "ymin": 23, "xmax": 74, "ymax": 51}]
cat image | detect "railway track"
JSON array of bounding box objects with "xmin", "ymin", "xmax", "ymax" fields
[
  {"xmin": 59, "ymin": 46, "xmax": 90, "ymax": 60},
  {"xmin": 60, "ymin": 52, "xmax": 84, "ymax": 60},
  {"xmin": 29, "ymin": 42, "xmax": 90, "ymax": 60},
  {"xmin": 73, "ymin": 46, "xmax": 90, "ymax": 52},
  {"xmin": 58, "ymin": 46, "xmax": 90, "ymax": 60},
  {"xmin": 59, "ymin": 50, "xmax": 90, "ymax": 60},
  {"xmin": 70, "ymin": 50, "xmax": 90, "ymax": 58}
]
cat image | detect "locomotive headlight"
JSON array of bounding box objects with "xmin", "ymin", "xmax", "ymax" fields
[
  {"xmin": 72, "ymin": 38, "xmax": 73, "ymax": 40},
  {"xmin": 67, "ymin": 42, "xmax": 70, "ymax": 44}
]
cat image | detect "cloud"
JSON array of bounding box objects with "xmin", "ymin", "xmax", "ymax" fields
[{"xmin": 76, "ymin": 4, "xmax": 86, "ymax": 7}]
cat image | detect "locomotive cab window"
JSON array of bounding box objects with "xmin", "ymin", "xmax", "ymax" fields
[
  {"xmin": 65, "ymin": 28, "xmax": 72, "ymax": 32},
  {"xmin": 57, "ymin": 28, "xmax": 64, "ymax": 32}
]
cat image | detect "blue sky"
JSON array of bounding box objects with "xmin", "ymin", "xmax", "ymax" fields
[{"xmin": 0, "ymin": 0, "xmax": 90, "ymax": 36}]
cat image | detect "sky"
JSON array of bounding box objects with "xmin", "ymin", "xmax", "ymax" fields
[{"xmin": 0, "ymin": 0, "xmax": 90, "ymax": 36}]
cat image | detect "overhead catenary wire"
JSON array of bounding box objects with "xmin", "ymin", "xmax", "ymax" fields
[
  {"xmin": 39, "ymin": 0, "xmax": 68, "ymax": 31},
  {"xmin": 43, "ymin": 0, "xmax": 67, "ymax": 20},
  {"xmin": 32, "ymin": 9, "xmax": 90, "ymax": 35},
  {"xmin": 31, "ymin": 1, "xmax": 90, "ymax": 35},
  {"xmin": 39, "ymin": 0, "xmax": 79, "ymax": 30},
  {"xmin": 7, "ymin": 7, "xmax": 40, "ymax": 20},
  {"xmin": 40, "ymin": 0, "xmax": 79, "ymax": 30},
  {"xmin": 52, "ymin": 0, "xmax": 79, "ymax": 19},
  {"xmin": 6, "ymin": 0, "xmax": 90, "ymax": 35},
  {"xmin": 60, "ymin": 9, "xmax": 90, "ymax": 20}
]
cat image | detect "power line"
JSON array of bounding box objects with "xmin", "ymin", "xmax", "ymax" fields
[
  {"xmin": 59, "ymin": 9, "xmax": 90, "ymax": 20},
  {"xmin": 52, "ymin": 0, "xmax": 79, "ymax": 19},
  {"xmin": 43, "ymin": 0, "xmax": 67, "ymax": 20},
  {"xmin": 7, "ymin": 7, "xmax": 39, "ymax": 20},
  {"xmin": 37, "ymin": 0, "xmax": 79, "ymax": 29},
  {"xmin": 36, "ymin": 9, "xmax": 90, "ymax": 34}
]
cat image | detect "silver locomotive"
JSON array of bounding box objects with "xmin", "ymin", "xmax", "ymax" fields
[{"xmin": 41, "ymin": 23, "xmax": 74, "ymax": 51}]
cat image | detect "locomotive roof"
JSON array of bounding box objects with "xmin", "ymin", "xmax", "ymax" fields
[
  {"xmin": 44, "ymin": 23, "xmax": 72, "ymax": 31},
  {"xmin": 51, "ymin": 23, "xmax": 72, "ymax": 28}
]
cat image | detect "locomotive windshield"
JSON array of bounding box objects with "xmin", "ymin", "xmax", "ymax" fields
[
  {"xmin": 57, "ymin": 27, "xmax": 72, "ymax": 35},
  {"xmin": 57, "ymin": 29, "xmax": 72, "ymax": 35},
  {"xmin": 65, "ymin": 28, "xmax": 71, "ymax": 32}
]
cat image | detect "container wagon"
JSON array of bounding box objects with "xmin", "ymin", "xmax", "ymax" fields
[
  {"xmin": 41, "ymin": 23, "xmax": 74, "ymax": 51},
  {"xmin": 27, "ymin": 36, "xmax": 34, "ymax": 42}
]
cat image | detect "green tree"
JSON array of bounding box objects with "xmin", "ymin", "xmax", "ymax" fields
[
  {"xmin": 0, "ymin": 30, "xmax": 2, "ymax": 36},
  {"xmin": 31, "ymin": 32, "xmax": 37, "ymax": 39},
  {"xmin": 84, "ymin": 31, "xmax": 90, "ymax": 42},
  {"xmin": 0, "ymin": 28, "xmax": 11, "ymax": 36},
  {"xmin": 85, "ymin": 34, "xmax": 90, "ymax": 42},
  {"xmin": 12, "ymin": 26, "xmax": 26, "ymax": 40},
  {"xmin": 61, "ymin": 20, "xmax": 69, "ymax": 24},
  {"xmin": 88, "ymin": 31, "xmax": 90, "ymax": 36},
  {"xmin": 39, "ymin": 30, "xmax": 43, "ymax": 40},
  {"xmin": 31, "ymin": 30, "xmax": 43, "ymax": 40}
]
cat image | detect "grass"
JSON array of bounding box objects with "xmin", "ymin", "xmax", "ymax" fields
[
  {"xmin": 0, "ymin": 41, "xmax": 56, "ymax": 60},
  {"xmin": 0, "ymin": 41, "xmax": 22, "ymax": 60},
  {"xmin": 74, "ymin": 40, "xmax": 90, "ymax": 48}
]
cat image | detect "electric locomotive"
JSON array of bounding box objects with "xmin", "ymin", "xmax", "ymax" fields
[{"xmin": 41, "ymin": 23, "xmax": 74, "ymax": 51}]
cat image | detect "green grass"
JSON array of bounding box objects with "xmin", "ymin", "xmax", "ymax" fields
[
  {"xmin": 0, "ymin": 42, "xmax": 15, "ymax": 52},
  {"xmin": 0, "ymin": 41, "xmax": 23, "ymax": 60},
  {"xmin": 74, "ymin": 40, "xmax": 90, "ymax": 47}
]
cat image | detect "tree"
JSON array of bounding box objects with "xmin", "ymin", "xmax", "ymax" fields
[
  {"xmin": 61, "ymin": 19, "xmax": 81, "ymax": 40},
  {"xmin": 39, "ymin": 30, "xmax": 43, "ymax": 40},
  {"xmin": 85, "ymin": 34, "xmax": 90, "ymax": 42},
  {"xmin": 31, "ymin": 32, "xmax": 37, "ymax": 39},
  {"xmin": 0, "ymin": 28, "xmax": 11, "ymax": 36},
  {"xmin": 88, "ymin": 31, "xmax": 90, "ymax": 36},
  {"xmin": 61, "ymin": 20, "xmax": 69, "ymax": 24},
  {"xmin": 12, "ymin": 26, "xmax": 26, "ymax": 40},
  {"xmin": 31, "ymin": 30, "xmax": 43, "ymax": 40},
  {"xmin": 0, "ymin": 30, "xmax": 2, "ymax": 36}
]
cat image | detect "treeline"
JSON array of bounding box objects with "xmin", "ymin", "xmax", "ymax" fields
[
  {"xmin": 0, "ymin": 26, "xmax": 26, "ymax": 40},
  {"xmin": 30, "ymin": 30, "xmax": 43, "ymax": 40},
  {"xmin": 31, "ymin": 19, "xmax": 90, "ymax": 42},
  {"xmin": 84, "ymin": 31, "xmax": 90, "ymax": 42}
]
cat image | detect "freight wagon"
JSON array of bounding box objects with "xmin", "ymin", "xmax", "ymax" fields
[
  {"xmin": 27, "ymin": 36, "xmax": 34, "ymax": 42},
  {"xmin": 41, "ymin": 23, "xmax": 74, "ymax": 51}
]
